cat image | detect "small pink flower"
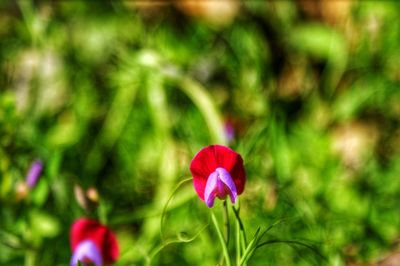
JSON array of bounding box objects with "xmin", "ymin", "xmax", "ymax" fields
[
  {"xmin": 70, "ymin": 218, "xmax": 119, "ymax": 265},
  {"xmin": 224, "ymin": 121, "xmax": 235, "ymax": 143},
  {"xmin": 190, "ymin": 145, "xmax": 246, "ymax": 208}
]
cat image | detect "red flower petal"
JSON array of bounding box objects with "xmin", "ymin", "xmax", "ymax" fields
[
  {"xmin": 70, "ymin": 218, "xmax": 119, "ymax": 264},
  {"xmin": 190, "ymin": 145, "xmax": 246, "ymax": 200}
]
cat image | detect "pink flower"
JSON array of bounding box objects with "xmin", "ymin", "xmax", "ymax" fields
[
  {"xmin": 190, "ymin": 145, "xmax": 246, "ymax": 208},
  {"xmin": 70, "ymin": 218, "xmax": 119, "ymax": 265}
]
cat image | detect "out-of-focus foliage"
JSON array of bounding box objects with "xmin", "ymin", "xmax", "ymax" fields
[{"xmin": 1, "ymin": 0, "xmax": 400, "ymax": 265}]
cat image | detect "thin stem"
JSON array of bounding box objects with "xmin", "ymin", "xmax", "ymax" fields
[
  {"xmin": 147, "ymin": 224, "xmax": 208, "ymax": 265},
  {"xmin": 211, "ymin": 211, "xmax": 232, "ymax": 266},
  {"xmin": 235, "ymin": 219, "xmax": 241, "ymax": 266},
  {"xmin": 223, "ymin": 200, "xmax": 230, "ymax": 245},
  {"xmin": 160, "ymin": 177, "xmax": 193, "ymax": 240}
]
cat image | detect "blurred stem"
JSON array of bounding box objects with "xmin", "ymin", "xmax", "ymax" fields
[
  {"xmin": 18, "ymin": 0, "xmax": 38, "ymax": 46},
  {"xmin": 211, "ymin": 211, "xmax": 231, "ymax": 266},
  {"xmin": 98, "ymin": 199, "xmax": 109, "ymax": 225},
  {"xmin": 25, "ymin": 250, "xmax": 35, "ymax": 266},
  {"xmin": 138, "ymin": 72, "xmax": 178, "ymax": 256},
  {"xmin": 153, "ymin": 50, "xmax": 226, "ymax": 144},
  {"xmin": 177, "ymin": 77, "xmax": 227, "ymax": 145},
  {"xmin": 85, "ymin": 68, "xmax": 138, "ymax": 176}
]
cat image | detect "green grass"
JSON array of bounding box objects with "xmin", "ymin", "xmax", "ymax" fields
[{"xmin": 1, "ymin": 1, "xmax": 400, "ymax": 265}]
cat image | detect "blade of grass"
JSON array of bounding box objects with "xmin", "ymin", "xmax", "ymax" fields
[
  {"xmin": 239, "ymin": 227, "xmax": 261, "ymax": 266},
  {"xmin": 255, "ymin": 239, "xmax": 326, "ymax": 261},
  {"xmin": 232, "ymin": 204, "xmax": 247, "ymax": 246}
]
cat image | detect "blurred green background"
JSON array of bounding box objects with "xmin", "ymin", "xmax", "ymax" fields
[{"xmin": 1, "ymin": 0, "xmax": 400, "ymax": 265}]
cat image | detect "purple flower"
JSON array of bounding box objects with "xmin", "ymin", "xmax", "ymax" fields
[
  {"xmin": 70, "ymin": 240, "xmax": 103, "ymax": 266},
  {"xmin": 26, "ymin": 160, "xmax": 43, "ymax": 188}
]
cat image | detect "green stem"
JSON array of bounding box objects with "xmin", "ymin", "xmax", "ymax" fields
[
  {"xmin": 232, "ymin": 201, "xmax": 247, "ymax": 266},
  {"xmin": 223, "ymin": 201, "xmax": 230, "ymax": 245},
  {"xmin": 235, "ymin": 219, "xmax": 241, "ymax": 266},
  {"xmin": 25, "ymin": 250, "xmax": 35, "ymax": 266},
  {"xmin": 211, "ymin": 211, "xmax": 232, "ymax": 266}
]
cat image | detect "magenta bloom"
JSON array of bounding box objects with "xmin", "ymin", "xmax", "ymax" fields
[
  {"xmin": 190, "ymin": 145, "xmax": 246, "ymax": 208},
  {"xmin": 70, "ymin": 218, "xmax": 119, "ymax": 265},
  {"xmin": 26, "ymin": 160, "xmax": 43, "ymax": 188}
]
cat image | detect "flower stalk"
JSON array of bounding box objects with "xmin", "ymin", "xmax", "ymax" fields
[{"xmin": 211, "ymin": 211, "xmax": 232, "ymax": 266}]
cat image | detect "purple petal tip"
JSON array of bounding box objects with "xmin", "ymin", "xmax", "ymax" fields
[
  {"xmin": 204, "ymin": 167, "xmax": 237, "ymax": 208},
  {"xmin": 70, "ymin": 240, "xmax": 103, "ymax": 266}
]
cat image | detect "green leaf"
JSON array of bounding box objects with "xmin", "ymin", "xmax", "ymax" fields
[{"xmin": 29, "ymin": 210, "xmax": 60, "ymax": 238}]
